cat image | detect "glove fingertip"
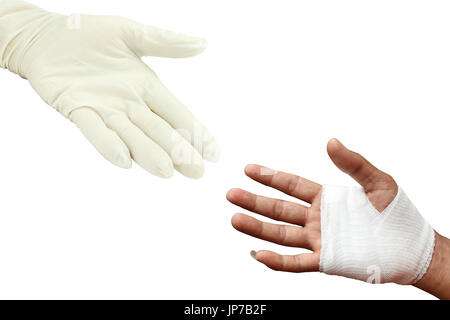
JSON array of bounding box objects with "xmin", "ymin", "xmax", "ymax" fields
[
  {"xmin": 165, "ymin": 37, "xmax": 207, "ymax": 58},
  {"xmin": 177, "ymin": 161, "xmax": 205, "ymax": 180},
  {"xmin": 113, "ymin": 151, "xmax": 132, "ymax": 169},
  {"xmin": 203, "ymin": 141, "xmax": 221, "ymax": 163},
  {"xmin": 157, "ymin": 161, "xmax": 175, "ymax": 179}
]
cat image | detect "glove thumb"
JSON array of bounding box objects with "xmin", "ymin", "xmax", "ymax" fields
[{"xmin": 123, "ymin": 19, "xmax": 207, "ymax": 58}]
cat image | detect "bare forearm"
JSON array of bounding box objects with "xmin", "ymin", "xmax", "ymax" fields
[{"xmin": 414, "ymin": 232, "xmax": 450, "ymax": 299}]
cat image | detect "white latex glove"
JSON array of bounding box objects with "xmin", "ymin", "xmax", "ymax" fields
[{"xmin": 0, "ymin": 0, "xmax": 219, "ymax": 178}]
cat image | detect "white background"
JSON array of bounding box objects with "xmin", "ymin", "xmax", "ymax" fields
[{"xmin": 0, "ymin": 0, "xmax": 449, "ymax": 300}]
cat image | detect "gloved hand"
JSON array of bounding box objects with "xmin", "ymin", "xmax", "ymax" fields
[{"xmin": 0, "ymin": 0, "xmax": 219, "ymax": 178}]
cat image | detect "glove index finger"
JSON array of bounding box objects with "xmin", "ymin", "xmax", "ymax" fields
[
  {"xmin": 144, "ymin": 79, "xmax": 220, "ymax": 162},
  {"xmin": 70, "ymin": 107, "xmax": 132, "ymax": 169}
]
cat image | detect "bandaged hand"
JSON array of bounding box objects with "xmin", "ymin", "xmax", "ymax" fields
[
  {"xmin": 227, "ymin": 139, "xmax": 435, "ymax": 285},
  {"xmin": 0, "ymin": 0, "xmax": 219, "ymax": 178}
]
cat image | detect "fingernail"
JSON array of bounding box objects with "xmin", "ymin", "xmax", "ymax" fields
[
  {"xmin": 333, "ymin": 138, "xmax": 344, "ymax": 147},
  {"xmin": 259, "ymin": 167, "xmax": 277, "ymax": 176},
  {"xmin": 250, "ymin": 250, "xmax": 257, "ymax": 259}
]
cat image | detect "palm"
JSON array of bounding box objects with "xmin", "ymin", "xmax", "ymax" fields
[{"xmin": 26, "ymin": 15, "xmax": 160, "ymax": 119}]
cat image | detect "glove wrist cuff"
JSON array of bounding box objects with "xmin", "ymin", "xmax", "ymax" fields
[{"xmin": 0, "ymin": 0, "xmax": 56, "ymax": 77}]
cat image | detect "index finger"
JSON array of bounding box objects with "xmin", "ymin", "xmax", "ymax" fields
[{"xmin": 245, "ymin": 164, "xmax": 321, "ymax": 204}]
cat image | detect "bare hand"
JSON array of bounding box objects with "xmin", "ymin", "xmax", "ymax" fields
[{"xmin": 227, "ymin": 139, "xmax": 397, "ymax": 273}]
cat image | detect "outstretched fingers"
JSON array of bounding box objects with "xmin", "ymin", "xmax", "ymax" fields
[
  {"xmin": 144, "ymin": 78, "xmax": 220, "ymax": 163},
  {"xmin": 244, "ymin": 164, "xmax": 321, "ymax": 204},
  {"xmin": 129, "ymin": 107, "xmax": 204, "ymax": 179},
  {"xmin": 105, "ymin": 114, "xmax": 174, "ymax": 178},
  {"xmin": 231, "ymin": 213, "xmax": 312, "ymax": 250},
  {"xmin": 227, "ymin": 188, "xmax": 308, "ymax": 226},
  {"xmin": 70, "ymin": 107, "xmax": 132, "ymax": 169}
]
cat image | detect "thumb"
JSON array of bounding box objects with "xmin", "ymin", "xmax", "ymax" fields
[
  {"xmin": 326, "ymin": 138, "xmax": 397, "ymax": 194},
  {"xmin": 123, "ymin": 19, "xmax": 207, "ymax": 58}
]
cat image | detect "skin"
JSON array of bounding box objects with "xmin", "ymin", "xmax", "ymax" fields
[{"xmin": 227, "ymin": 138, "xmax": 450, "ymax": 299}]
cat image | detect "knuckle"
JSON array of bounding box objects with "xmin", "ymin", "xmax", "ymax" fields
[
  {"xmin": 272, "ymin": 200, "xmax": 286, "ymax": 221},
  {"xmin": 349, "ymin": 160, "xmax": 364, "ymax": 175},
  {"xmin": 303, "ymin": 207, "xmax": 310, "ymax": 223},
  {"xmin": 286, "ymin": 176, "xmax": 301, "ymax": 194},
  {"xmin": 384, "ymin": 174, "xmax": 397, "ymax": 187},
  {"xmin": 104, "ymin": 113, "xmax": 125, "ymax": 126},
  {"xmin": 294, "ymin": 255, "xmax": 304, "ymax": 270},
  {"xmin": 104, "ymin": 114, "xmax": 134, "ymax": 135},
  {"xmin": 277, "ymin": 225, "xmax": 287, "ymax": 244}
]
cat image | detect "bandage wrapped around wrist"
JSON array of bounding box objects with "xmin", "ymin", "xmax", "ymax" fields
[{"xmin": 319, "ymin": 185, "xmax": 435, "ymax": 285}]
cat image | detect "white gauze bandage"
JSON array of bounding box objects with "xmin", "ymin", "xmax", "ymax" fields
[{"xmin": 319, "ymin": 185, "xmax": 435, "ymax": 285}]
